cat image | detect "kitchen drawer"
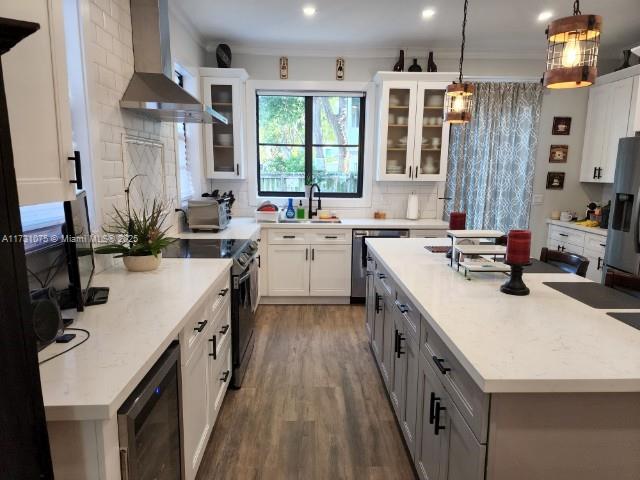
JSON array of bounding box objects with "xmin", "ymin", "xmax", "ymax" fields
[
  {"xmin": 584, "ymin": 233, "xmax": 606, "ymax": 256},
  {"xmin": 395, "ymin": 289, "xmax": 420, "ymax": 341},
  {"xmin": 410, "ymin": 229, "xmax": 447, "ymax": 238},
  {"xmin": 210, "ymin": 339, "xmax": 232, "ymax": 426},
  {"xmin": 548, "ymin": 225, "xmax": 585, "ymax": 248},
  {"xmin": 546, "ymin": 241, "xmax": 583, "ymax": 256},
  {"xmin": 374, "ymin": 262, "xmax": 395, "ymax": 297},
  {"xmin": 180, "ymin": 297, "xmax": 214, "ymax": 365},
  {"xmin": 210, "ymin": 275, "xmax": 231, "ymax": 317},
  {"xmin": 208, "ymin": 295, "xmax": 231, "ymax": 360},
  {"xmin": 268, "ymin": 230, "xmax": 308, "ymax": 244},
  {"xmin": 308, "ymin": 229, "xmax": 351, "ymax": 245},
  {"xmin": 420, "ymin": 315, "xmax": 490, "ymax": 443}
]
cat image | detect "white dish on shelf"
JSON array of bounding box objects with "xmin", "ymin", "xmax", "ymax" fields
[{"xmin": 216, "ymin": 133, "xmax": 233, "ymax": 146}]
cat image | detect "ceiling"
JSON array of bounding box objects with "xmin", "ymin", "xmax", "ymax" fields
[{"xmin": 173, "ymin": 0, "xmax": 640, "ymax": 59}]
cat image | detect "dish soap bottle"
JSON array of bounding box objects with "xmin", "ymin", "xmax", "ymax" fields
[
  {"xmin": 296, "ymin": 200, "xmax": 305, "ymax": 219},
  {"xmin": 285, "ymin": 198, "xmax": 295, "ymax": 219}
]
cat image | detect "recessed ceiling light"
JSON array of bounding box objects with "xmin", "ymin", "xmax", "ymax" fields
[
  {"xmin": 422, "ymin": 8, "xmax": 436, "ymax": 19},
  {"xmin": 538, "ymin": 10, "xmax": 553, "ymax": 22},
  {"xmin": 303, "ymin": 5, "xmax": 316, "ymax": 17}
]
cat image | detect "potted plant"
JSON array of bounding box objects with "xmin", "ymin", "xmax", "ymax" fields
[{"xmin": 95, "ymin": 197, "xmax": 176, "ymax": 272}]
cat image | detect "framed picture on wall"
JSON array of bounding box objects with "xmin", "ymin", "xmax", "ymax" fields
[
  {"xmin": 549, "ymin": 145, "xmax": 569, "ymax": 163},
  {"xmin": 546, "ymin": 172, "xmax": 565, "ymax": 190},
  {"xmin": 552, "ymin": 117, "xmax": 572, "ymax": 135}
]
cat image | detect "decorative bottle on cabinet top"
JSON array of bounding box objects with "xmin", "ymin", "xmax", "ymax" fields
[
  {"xmin": 427, "ymin": 51, "xmax": 438, "ymax": 72},
  {"xmin": 393, "ymin": 50, "xmax": 405, "ymax": 72},
  {"xmin": 408, "ymin": 59, "xmax": 422, "ymax": 72}
]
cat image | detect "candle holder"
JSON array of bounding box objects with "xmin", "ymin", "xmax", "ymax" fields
[{"xmin": 500, "ymin": 263, "xmax": 531, "ymax": 296}]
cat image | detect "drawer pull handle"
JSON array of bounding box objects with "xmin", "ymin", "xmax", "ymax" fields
[
  {"xmin": 209, "ymin": 335, "xmax": 217, "ymax": 359},
  {"xmin": 434, "ymin": 402, "xmax": 446, "ymax": 435},
  {"xmin": 558, "ymin": 233, "xmax": 568, "ymax": 237},
  {"xmin": 429, "ymin": 392, "xmax": 440, "ymax": 424},
  {"xmin": 396, "ymin": 332, "xmax": 405, "ymax": 358},
  {"xmin": 395, "ymin": 300, "xmax": 409, "ymax": 314},
  {"xmin": 283, "ymin": 235, "xmax": 296, "ymax": 239},
  {"xmin": 194, "ymin": 320, "xmax": 208, "ymax": 333},
  {"xmin": 219, "ymin": 288, "xmax": 229, "ymax": 297},
  {"xmin": 325, "ymin": 235, "xmax": 338, "ymax": 239},
  {"xmin": 220, "ymin": 370, "xmax": 230, "ymax": 382},
  {"xmin": 432, "ymin": 355, "xmax": 451, "ymax": 375},
  {"xmin": 597, "ymin": 257, "xmax": 602, "ymax": 270},
  {"xmin": 377, "ymin": 273, "xmax": 386, "ymax": 279},
  {"xmin": 219, "ymin": 324, "xmax": 229, "ymax": 335},
  {"xmin": 375, "ymin": 293, "xmax": 382, "ymax": 314},
  {"xmin": 599, "ymin": 243, "xmax": 605, "ymax": 247}
]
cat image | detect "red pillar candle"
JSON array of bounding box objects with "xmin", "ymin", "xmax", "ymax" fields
[
  {"xmin": 449, "ymin": 212, "xmax": 466, "ymax": 230},
  {"xmin": 506, "ymin": 230, "xmax": 531, "ymax": 265}
]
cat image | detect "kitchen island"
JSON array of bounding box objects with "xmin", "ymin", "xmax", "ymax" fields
[{"xmin": 365, "ymin": 237, "xmax": 640, "ymax": 480}]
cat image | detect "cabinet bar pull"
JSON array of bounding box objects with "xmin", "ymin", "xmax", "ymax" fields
[
  {"xmin": 593, "ymin": 167, "xmax": 597, "ymax": 179},
  {"xmin": 397, "ymin": 333, "xmax": 405, "ymax": 358},
  {"xmin": 375, "ymin": 293, "xmax": 382, "ymax": 313},
  {"xmin": 409, "ymin": 166, "xmax": 412, "ymax": 178},
  {"xmin": 219, "ymin": 288, "xmax": 229, "ymax": 297},
  {"xmin": 219, "ymin": 324, "xmax": 229, "ymax": 335},
  {"xmin": 429, "ymin": 392, "xmax": 440, "ymax": 424},
  {"xmin": 393, "ymin": 329, "xmax": 399, "ymax": 356},
  {"xmin": 597, "ymin": 257, "xmax": 602, "ymax": 270},
  {"xmin": 209, "ymin": 335, "xmax": 217, "ymax": 358},
  {"xmin": 377, "ymin": 272, "xmax": 386, "ymax": 279},
  {"xmin": 311, "ymin": 248, "xmax": 315, "ymax": 261},
  {"xmin": 324, "ymin": 235, "xmax": 338, "ymax": 239},
  {"xmin": 431, "ymin": 356, "xmax": 451, "ymax": 375},
  {"xmin": 194, "ymin": 320, "xmax": 208, "ymax": 333},
  {"xmin": 68, "ymin": 151, "xmax": 83, "ymax": 189},
  {"xmin": 283, "ymin": 235, "xmax": 296, "ymax": 239},
  {"xmin": 220, "ymin": 370, "xmax": 230, "ymax": 382},
  {"xmin": 558, "ymin": 233, "xmax": 568, "ymax": 237},
  {"xmin": 236, "ymin": 163, "xmax": 239, "ymax": 176},
  {"xmin": 599, "ymin": 243, "xmax": 605, "ymax": 247},
  {"xmin": 305, "ymin": 248, "xmax": 309, "ymax": 260},
  {"xmin": 434, "ymin": 402, "xmax": 446, "ymax": 435}
]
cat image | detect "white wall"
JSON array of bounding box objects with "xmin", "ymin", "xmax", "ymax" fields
[
  {"xmin": 80, "ymin": 0, "xmax": 208, "ymax": 269},
  {"xmin": 529, "ymin": 88, "xmax": 604, "ymax": 255}
]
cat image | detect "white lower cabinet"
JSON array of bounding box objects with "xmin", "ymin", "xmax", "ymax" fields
[
  {"xmin": 309, "ymin": 245, "xmax": 351, "ymax": 296},
  {"xmin": 267, "ymin": 230, "xmax": 352, "ymax": 297},
  {"xmin": 267, "ymin": 244, "xmax": 310, "ymax": 296},
  {"xmin": 182, "ymin": 336, "xmax": 211, "ymax": 480},
  {"xmin": 181, "ymin": 275, "xmax": 232, "ymax": 480},
  {"xmin": 546, "ymin": 222, "xmax": 606, "ymax": 282}
]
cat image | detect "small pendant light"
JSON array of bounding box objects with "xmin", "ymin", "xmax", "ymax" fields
[
  {"xmin": 543, "ymin": 0, "xmax": 602, "ymax": 89},
  {"xmin": 445, "ymin": 0, "xmax": 474, "ymax": 124}
]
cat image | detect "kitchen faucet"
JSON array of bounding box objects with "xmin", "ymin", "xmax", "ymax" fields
[{"xmin": 308, "ymin": 183, "xmax": 322, "ymax": 218}]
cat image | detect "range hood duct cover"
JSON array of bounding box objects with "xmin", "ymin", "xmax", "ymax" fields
[{"xmin": 120, "ymin": 0, "xmax": 226, "ymax": 124}]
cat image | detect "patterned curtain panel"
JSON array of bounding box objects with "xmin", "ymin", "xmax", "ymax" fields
[{"xmin": 444, "ymin": 82, "xmax": 543, "ymax": 231}]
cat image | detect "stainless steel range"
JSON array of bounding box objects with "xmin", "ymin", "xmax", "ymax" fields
[{"xmin": 162, "ymin": 238, "xmax": 259, "ymax": 388}]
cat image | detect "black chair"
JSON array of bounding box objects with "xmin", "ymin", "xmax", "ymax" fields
[
  {"xmin": 604, "ymin": 269, "xmax": 640, "ymax": 297},
  {"xmin": 539, "ymin": 247, "xmax": 589, "ymax": 277}
]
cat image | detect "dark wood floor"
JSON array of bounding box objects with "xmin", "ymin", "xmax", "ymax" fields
[{"xmin": 195, "ymin": 304, "xmax": 416, "ymax": 480}]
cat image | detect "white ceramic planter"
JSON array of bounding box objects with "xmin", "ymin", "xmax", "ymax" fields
[{"xmin": 123, "ymin": 253, "xmax": 162, "ymax": 272}]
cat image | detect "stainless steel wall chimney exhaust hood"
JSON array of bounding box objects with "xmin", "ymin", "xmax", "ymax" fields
[{"xmin": 120, "ymin": 0, "xmax": 227, "ymax": 124}]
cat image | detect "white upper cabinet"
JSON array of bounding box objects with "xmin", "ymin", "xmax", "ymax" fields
[
  {"xmin": 200, "ymin": 68, "xmax": 249, "ymax": 180},
  {"xmin": 580, "ymin": 75, "xmax": 635, "ymax": 183},
  {"xmin": 374, "ymin": 73, "xmax": 454, "ymax": 182},
  {"xmin": 1, "ymin": 0, "xmax": 77, "ymax": 206}
]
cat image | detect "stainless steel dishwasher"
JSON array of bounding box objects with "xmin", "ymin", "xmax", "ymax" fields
[{"xmin": 351, "ymin": 229, "xmax": 409, "ymax": 301}]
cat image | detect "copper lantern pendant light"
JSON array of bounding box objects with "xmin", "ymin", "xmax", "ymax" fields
[
  {"xmin": 543, "ymin": 0, "xmax": 602, "ymax": 89},
  {"xmin": 445, "ymin": 0, "xmax": 474, "ymax": 124}
]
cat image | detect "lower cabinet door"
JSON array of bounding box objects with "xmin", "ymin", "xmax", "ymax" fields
[
  {"xmin": 372, "ymin": 283, "xmax": 385, "ymax": 364},
  {"xmin": 438, "ymin": 386, "xmax": 486, "ymax": 480},
  {"xmin": 401, "ymin": 333, "xmax": 419, "ymax": 459},
  {"xmin": 309, "ymin": 244, "xmax": 352, "ymax": 296},
  {"xmin": 415, "ymin": 356, "xmax": 445, "ymax": 480},
  {"xmin": 390, "ymin": 307, "xmax": 406, "ymax": 416},
  {"xmin": 182, "ymin": 339, "xmax": 211, "ymax": 480},
  {"xmin": 380, "ymin": 291, "xmax": 396, "ymax": 389},
  {"xmin": 209, "ymin": 341, "xmax": 232, "ymax": 426},
  {"xmin": 365, "ymin": 260, "xmax": 375, "ymax": 342},
  {"xmin": 267, "ymin": 244, "xmax": 310, "ymax": 296}
]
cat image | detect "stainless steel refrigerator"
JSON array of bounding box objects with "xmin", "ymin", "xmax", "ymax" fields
[{"xmin": 604, "ymin": 135, "xmax": 640, "ymax": 278}]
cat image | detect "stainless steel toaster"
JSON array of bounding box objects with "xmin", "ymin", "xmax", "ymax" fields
[{"xmin": 185, "ymin": 198, "xmax": 230, "ymax": 231}]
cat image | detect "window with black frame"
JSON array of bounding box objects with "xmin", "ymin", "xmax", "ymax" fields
[{"xmin": 257, "ymin": 92, "xmax": 365, "ymax": 198}]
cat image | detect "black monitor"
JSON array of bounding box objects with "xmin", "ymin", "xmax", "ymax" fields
[{"xmin": 62, "ymin": 191, "xmax": 108, "ymax": 311}]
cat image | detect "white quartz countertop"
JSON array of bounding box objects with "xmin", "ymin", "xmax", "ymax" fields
[
  {"xmin": 38, "ymin": 258, "xmax": 231, "ymax": 421},
  {"xmin": 366, "ymin": 237, "xmax": 640, "ymax": 393},
  {"xmin": 546, "ymin": 219, "xmax": 608, "ymax": 236},
  {"xmin": 178, "ymin": 217, "xmax": 261, "ymax": 240},
  {"xmin": 259, "ymin": 217, "xmax": 449, "ymax": 230}
]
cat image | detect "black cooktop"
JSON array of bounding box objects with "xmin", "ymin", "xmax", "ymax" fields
[{"xmin": 162, "ymin": 238, "xmax": 250, "ymax": 259}]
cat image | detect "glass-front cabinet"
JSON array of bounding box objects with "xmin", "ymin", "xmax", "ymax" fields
[
  {"xmin": 375, "ymin": 73, "xmax": 453, "ymax": 182},
  {"xmin": 201, "ymin": 68, "xmax": 249, "ymax": 179}
]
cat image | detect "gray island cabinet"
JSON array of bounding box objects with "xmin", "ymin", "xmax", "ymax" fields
[{"xmin": 364, "ymin": 238, "xmax": 640, "ymax": 480}]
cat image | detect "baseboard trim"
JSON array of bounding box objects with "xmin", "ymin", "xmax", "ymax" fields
[{"xmin": 260, "ymin": 296, "xmax": 351, "ymax": 305}]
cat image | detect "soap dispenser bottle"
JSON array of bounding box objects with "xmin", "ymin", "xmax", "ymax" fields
[
  {"xmin": 296, "ymin": 200, "xmax": 305, "ymax": 219},
  {"xmin": 285, "ymin": 198, "xmax": 295, "ymax": 219}
]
